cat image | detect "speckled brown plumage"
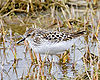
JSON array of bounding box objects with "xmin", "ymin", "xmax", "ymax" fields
[{"xmin": 23, "ymin": 28, "xmax": 86, "ymax": 43}]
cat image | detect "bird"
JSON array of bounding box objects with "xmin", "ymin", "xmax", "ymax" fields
[{"xmin": 17, "ymin": 27, "xmax": 86, "ymax": 55}]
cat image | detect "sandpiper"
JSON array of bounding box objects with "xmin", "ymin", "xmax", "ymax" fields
[{"xmin": 17, "ymin": 28, "xmax": 86, "ymax": 54}]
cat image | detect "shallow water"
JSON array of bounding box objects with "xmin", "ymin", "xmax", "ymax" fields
[{"xmin": 0, "ymin": 27, "xmax": 99, "ymax": 80}]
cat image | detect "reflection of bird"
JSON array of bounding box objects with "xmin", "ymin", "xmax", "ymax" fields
[{"xmin": 17, "ymin": 28, "xmax": 86, "ymax": 54}]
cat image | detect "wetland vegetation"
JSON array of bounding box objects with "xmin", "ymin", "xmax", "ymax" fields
[{"xmin": 0, "ymin": 0, "xmax": 100, "ymax": 80}]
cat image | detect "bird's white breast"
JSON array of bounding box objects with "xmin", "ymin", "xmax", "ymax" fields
[{"xmin": 26, "ymin": 37, "xmax": 79, "ymax": 54}]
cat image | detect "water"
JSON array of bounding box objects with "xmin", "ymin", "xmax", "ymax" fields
[{"xmin": 0, "ymin": 29, "xmax": 99, "ymax": 80}]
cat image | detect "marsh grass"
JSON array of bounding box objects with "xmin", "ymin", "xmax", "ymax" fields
[{"xmin": 0, "ymin": 0, "xmax": 100, "ymax": 80}]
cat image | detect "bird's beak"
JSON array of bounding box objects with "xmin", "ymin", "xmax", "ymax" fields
[
  {"xmin": 17, "ymin": 34, "xmax": 31, "ymax": 44},
  {"xmin": 16, "ymin": 38, "xmax": 26, "ymax": 44}
]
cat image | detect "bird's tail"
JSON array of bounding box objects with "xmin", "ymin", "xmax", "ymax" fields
[{"xmin": 70, "ymin": 30, "xmax": 86, "ymax": 38}]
